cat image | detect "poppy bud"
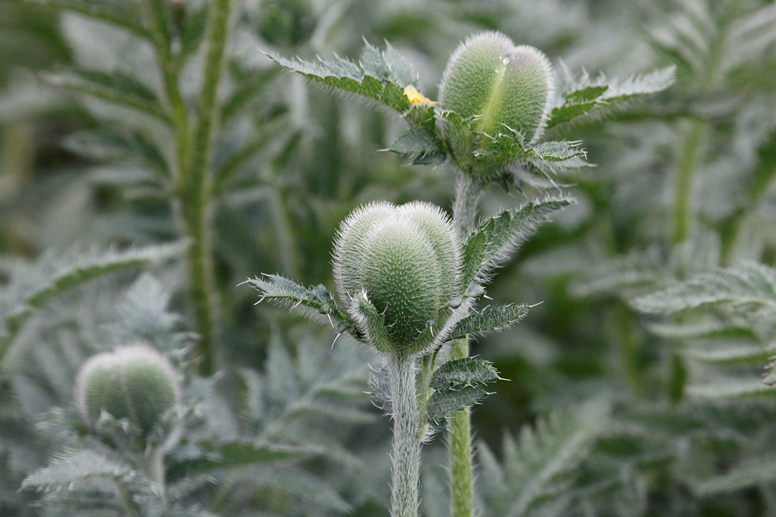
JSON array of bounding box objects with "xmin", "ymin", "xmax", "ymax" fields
[
  {"xmin": 439, "ymin": 32, "xmax": 555, "ymax": 168},
  {"xmin": 74, "ymin": 344, "xmax": 179, "ymax": 437},
  {"xmin": 333, "ymin": 202, "xmax": 460, "ymax": 353}
]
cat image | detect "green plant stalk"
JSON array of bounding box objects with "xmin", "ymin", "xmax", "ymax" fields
[
  {"xmin": 182, "ymin": 0, "xmax": 232, "ymax": 375},
  {"xmin": 453, "ymin": 171, "xmax": 484, "ymax": 237},
  {"xmin": 270, "ymin": 185, "xmax": 299, "ymax": 278},
  {"xmin": 448, "ymin": 338, "xmax": 473, "ymax": 517},
  {"xmin": 142, "ymin": 447, "xmax": 166, "ymax": 495},
  {"xmin": 145, "ymin": 0, "xmax": 229, "ymax": 376},
  {"xmin": 670, "ymin": 119, "xmax": 706, "ymax": 402},
  {"xmin": 672, "ymin": 120, "xmax": 705, "ymax": 246},
  {"xmin": 415, "ymin": 352, "xmax": 437, "ymax": 439},
  {"xmin": 388, "ymin": 352, "xmax": 421, "ymax": 517},
  {"xmin": 145, "ymin": 0, "xmax": 188, "ymax": 178},
  {"xmin": 448, "ymin": 171, "xmax": 483, "ymax": 517}
]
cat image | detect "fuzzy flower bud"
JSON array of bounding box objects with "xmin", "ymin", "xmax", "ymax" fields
[
  {"xmin": 439, "ymin": 31, "xmax": 555, "ymax": 165},
  {"xmin": 333, "ymin": 202, "xmax": 461, "ymax": 354},
  {"xmin": 74, "ymin": 344, "xmax": 180, "ymax": 437}
]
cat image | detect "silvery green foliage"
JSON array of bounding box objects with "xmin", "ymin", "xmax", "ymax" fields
[
  {"xmin": 545, "ymin": 65, "xmax": 677, "ymax": 130},
  {"xmin": 0, "ymin": 242, "xmax": 185, "ymax": 366},
  {"xmin": 7, "ymin": 0, "xmax": 776, "ymax": 514},
  {"xmin": 537, "ymin": 0, "xmax": 776, "ymax": 506},
  {"xmin": 476, "ymin": 399, "xmax": 610, "ymax": 517},
  {"xmin": 169, "ymin": 331, "xmax": 372, "ymax": 516}
]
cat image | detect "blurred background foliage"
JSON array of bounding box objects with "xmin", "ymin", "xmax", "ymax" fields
[{"xmin": 1, "ymin": 0, "xmax": 776, "ymax": 515}]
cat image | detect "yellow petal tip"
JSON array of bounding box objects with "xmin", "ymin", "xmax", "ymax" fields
[{"xmin": 404, "ymin": 85, "xmax": 438, "ymax": 106}]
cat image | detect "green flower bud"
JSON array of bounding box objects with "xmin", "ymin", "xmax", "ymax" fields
[
  {"xmin": 333, "ymin": 202, "xmax": 461, "ymax": 354},
  {"xmin": 74, "ymin": 344, "xmax": 180, "ymax": 437},
  {"xmin": 439, "ymin": 32, "xmax": 555, "ymax": 165}
]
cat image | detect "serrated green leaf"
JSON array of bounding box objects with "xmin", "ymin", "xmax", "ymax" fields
[
  {"xmin": 21, "ymin": 450, "xmax": 132, "ymax": 491},
  {"xmin": 267, "ymin": 42, "xmax": 417, "ymax": 114},
  {"xmin": 631, "ymin": 261, "xmax": 776, "ymax": 315},
  {"xmin": 0, "ymin": 242, "xmax": 186, "ymax": 365},
  {"xmin": 570, "ymin": 247, "xmax": 664, "ymax": 298},
  {"xmin": 547, "ymin": 66, "xmax": 675, "ymax": 128},
  {"xmin": 566, "ymin": 85, "xmax": 609, "ymax": 102},
  {"xmin": 430, "ymin": 358, "xmax": 499, "ymax": 392},
  {"xmin": 41, "ymin": 68, "xmax": 170, "ymax": 124},
  {"xmin": 245, "ymin": 274, "xmax": 353, "ymax": 332},
  {"xmin": 461, "ymin": 196, "xmax": 574, "ymax": 289},
  {"xmin": 478, "ymin": 398, "xmax": 610, "ymax": 517},
  {"xmin": 546, "ymin": 101, "xmax": 600, "ymax": 127},
  {"xmin": 447, "ymin": 304, "xmax": 530, "ymax": 341},
  {"xmin": 427, "ymin": 386, "xmax": 489, "ymax": 430}
]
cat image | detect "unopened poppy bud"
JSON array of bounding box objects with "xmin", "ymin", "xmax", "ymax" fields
[
  {"xmin": 439, "ymin": 32, "xmax": 555, "ymax": 160},
  {"xmin": 74, "ymin": 344, "xmax": 179, "ymax": 437},
  {"xmin": 333, "ymin": 202, "xmax": 461, "ymax": 353}
]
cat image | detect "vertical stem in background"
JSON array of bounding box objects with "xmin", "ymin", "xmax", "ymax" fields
[
  {"xmin": 670, "ymin": 120, "xmax": 705, "ymax": 403},
  {"xmin": 448, "ymin": 338, "xmax": 474, "ymax": 517},
  {"xmin": 146, "ymin": 0, "xmax": 231, "ymax": 375},
  {"xmin": 672, "ymin": 120, "xmax": 705, "ymax": 247},
  {"xmin": 388, "ymin": 352, "xmax": 421, "ymax": 517},
  {"xmin": 270, "ymin": 186, "xmax": 299, "ymax": 279},
  {"xmin": 182, "ymin": 0, "xmax": 232, "ymax": 375},
  {"xmin": 146, "ymin": 0, "xmax": 188, "ymax": 179}
]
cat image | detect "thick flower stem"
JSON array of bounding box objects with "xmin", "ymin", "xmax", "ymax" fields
[
  {"xmin": 448, "ymin": 338, "xmax": 474, "ymax": 517},
  {"xmin": 453, "ymin": 171, "xmax": 484, "ymax": 237},
  {"xmin": 448, "ymin": 170, "xmax": 482, "ymax": 517},
  {"xmin": 142, "ymin": 447, "xmax": 166, "ymax": 495},
  {"xmin": 388, "ymin": 352, "xmax": 421, "ymax": 517}
]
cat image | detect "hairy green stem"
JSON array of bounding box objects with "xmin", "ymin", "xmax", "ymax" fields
[
  {"xmin": 388, "ymin": 352, "xmax": 421, "ymax": 517},
  {"xmin": 142, "ymin": 447, "xmax": 166, "ymax": 495},
  {"xmin": 145, "ymin": 0, "xmax": 188, "ymax": 180},
  {"xmin": 448, "ymin": 338, "xmax": 474, "ymax": 517},
  {"xmin": 182, "ymin": 0, "xmax": 232, "ymax": 375},
  {"xmin": 448, "ymin": 171, "xmax": 483, "ymax": 517},
  {"xmin": 453, "ymin": 171, "xmax": 484, "ymax": 237},
  {"xmin": 415, "ymin": 353, "xmax": 437, "ymax": 440}
]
